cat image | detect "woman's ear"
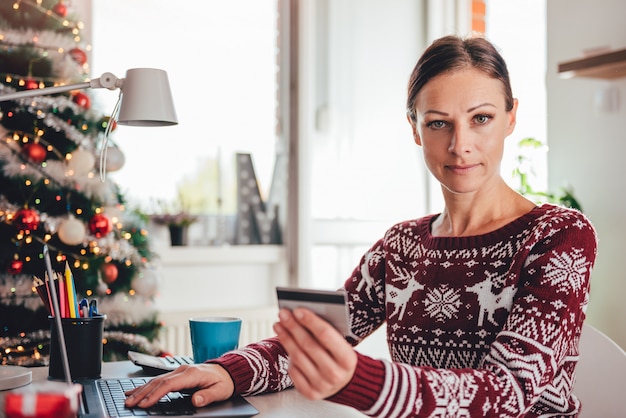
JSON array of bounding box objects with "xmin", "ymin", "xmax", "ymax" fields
[
  {"xmin": 406, "ymin": 114, "xmax": 422, "ymax": 146},
  {"xmin": 505, "ymin": 98, "xmax": 519, "ymax": 137}
]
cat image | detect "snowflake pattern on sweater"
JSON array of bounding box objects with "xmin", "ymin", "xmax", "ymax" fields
[{"xmin": 213, "ymin": 204, "xmax": 597, "ymax": 417}]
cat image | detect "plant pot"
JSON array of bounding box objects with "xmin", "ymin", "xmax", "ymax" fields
[{"xmin": 168, "ymin": 225, "xmax": 188, "ymax": 246}]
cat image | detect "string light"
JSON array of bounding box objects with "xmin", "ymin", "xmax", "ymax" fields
[{"xmin": 6, "ymin": 0, "xmax": 84, "ymax": 32}]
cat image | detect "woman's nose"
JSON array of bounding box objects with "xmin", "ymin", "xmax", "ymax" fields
[{"xmin": 448, "ymin": 126, "xmax": 472, "ymax": 155}]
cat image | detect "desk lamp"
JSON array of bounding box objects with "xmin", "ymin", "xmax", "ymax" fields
[{"xmin": 0, "ymin": 68, "xmax": 178, "ymax": 179}]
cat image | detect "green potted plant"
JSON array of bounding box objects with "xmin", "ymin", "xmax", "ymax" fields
[{"xmin": 512, "ymin": 137, "xmax": 583, "ymax": 211}]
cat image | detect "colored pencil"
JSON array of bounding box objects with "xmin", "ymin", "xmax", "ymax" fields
[
  {"xmin": 64, "ymin": 262, "xmax": 79, "ymax": 318},
  {"xmin": 57, "ymin": 272, "xmax": 68, "ymax": 318}
]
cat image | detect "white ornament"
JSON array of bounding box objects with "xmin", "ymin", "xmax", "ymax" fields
[
  {"xmin": 57, "ymin": 215, "xmax": 86, "ymax": 245},
  {"xmin": 67, "ymin": 148, "xmax": 96, "ymax": 176},
  {"xmin": 100, "ymin": 146, "xmax": 125, "ymax": 172}
]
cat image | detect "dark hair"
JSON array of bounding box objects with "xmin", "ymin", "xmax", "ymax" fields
[{"xmin": 406, "ymin": 35, "xmax": 514, "ymax": 122}]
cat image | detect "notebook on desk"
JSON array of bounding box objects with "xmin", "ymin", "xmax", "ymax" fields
[{"xmin": 42, "ymin": 247, "xmax": 258, "ymax": 418}]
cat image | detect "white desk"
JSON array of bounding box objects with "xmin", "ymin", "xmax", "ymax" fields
[{"xmin": 0, "ymin": 361, "xmax": 367, "ymax": 417}]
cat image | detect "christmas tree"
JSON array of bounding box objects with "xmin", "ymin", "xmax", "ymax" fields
[{"xmin": 0, "ymin": 1, "xmax": 162, "ymax": 365}]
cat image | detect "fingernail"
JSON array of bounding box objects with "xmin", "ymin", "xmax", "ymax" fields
[
  {"xmin": 279, "ymin": 310, "xmax": 289, "ymax": 321},
  {"xmin": 194, "ymin": 394, "xmax": 205, "ymax": 406}
]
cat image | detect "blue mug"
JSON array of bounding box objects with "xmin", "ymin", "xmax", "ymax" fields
[{"xmin": 189, "ymin": 317, "xmax": 242, "ymax": 363}]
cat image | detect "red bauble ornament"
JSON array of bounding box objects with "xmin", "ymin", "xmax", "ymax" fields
[
  {"xmin": 101, "ymin": 263, "xmax": 118, "ymax": 284},
  {"xmin": 25, "ymin": 79, "xmax": 39, "ymax": 90},
  {"xmin": 14, "ymin": 208, "xmax": 40, "ymax": 231},
  {"xmin": 8, "ymin": 259, "xmax": 24, "ymax": 274},
  {"xmin": 72, "ymin": 92, "xmax": 91, "ymax": 109},
  {"xmin": 88, "ymin": 214, "xmax": 112, "ymax": 238},
  {"xmin": 69, "ymin": 47, "xmax": 87, "ymax": 66},
  {"xmin": 52, "ymin": 1, "xmax": 67, "ymax": 17},
  {"xmin": 22, "ymin": 142, "xmax": 47, "ymax": 163}
]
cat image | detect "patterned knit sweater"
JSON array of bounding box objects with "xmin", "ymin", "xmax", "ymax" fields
[{"xmin": 213, "ymin": 204, "xmax": 598, "ymax": 417}]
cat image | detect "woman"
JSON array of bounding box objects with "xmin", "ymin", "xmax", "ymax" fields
[{"xmin": 126, "ymin": 35, "xmax": 597, "ymax": 417}]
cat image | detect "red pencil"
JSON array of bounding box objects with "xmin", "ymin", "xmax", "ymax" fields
[{"xmin": 57, "ymin": 273, "xmax": 68, "ymax": 318}]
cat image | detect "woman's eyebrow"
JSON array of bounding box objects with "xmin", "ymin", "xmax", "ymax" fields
[
  {"xmin": 467, "ymin": 102, "xmax": 496, "ymax": 112},
  {"xmin": 421, "ymin": 103, "xmax": 497, "ymax": 117},
  {"xmin": 422, "ymin": 109, "xmax": 449, "ymax": 117}
]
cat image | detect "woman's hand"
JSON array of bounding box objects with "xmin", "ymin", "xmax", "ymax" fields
[
  {"xmin": 124, "ymin": 363, "xmax": 234, "ymax": 409},
  {"xmin": 274, "ymin": 307, "xmax": 357, "ymax": 400}
]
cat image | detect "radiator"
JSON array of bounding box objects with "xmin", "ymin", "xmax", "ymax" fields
[{"xmin": 156, "ymin": 307, "xmax": 278, "ymax": 356}]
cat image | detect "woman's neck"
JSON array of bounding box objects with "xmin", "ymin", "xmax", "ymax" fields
[{"xmin": 432, "ymin": 186, "xmax": 536, "ymax": 237}]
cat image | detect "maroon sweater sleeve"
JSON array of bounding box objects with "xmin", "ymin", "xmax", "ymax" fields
[
  {"xmin": 209, "ymin": 336, "xmax": 294, "ymax": 395},
  {"xmin": 327, "ymin": 352, "xmax": 387, "ymax": 409}
]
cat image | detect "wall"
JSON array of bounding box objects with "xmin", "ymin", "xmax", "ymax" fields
[{"xmin": 547, "ymin": 0, "xmax": 626, "ymax": 348}]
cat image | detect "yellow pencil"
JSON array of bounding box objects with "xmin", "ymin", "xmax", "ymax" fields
[{"xmin": 65, "ymin": 261, "xmax": 79, "ymax": 318}]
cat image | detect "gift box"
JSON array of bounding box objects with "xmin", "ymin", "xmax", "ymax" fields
[{"xmin": 4, "ymin": 382, "xmax": 82, "ymax": 418}]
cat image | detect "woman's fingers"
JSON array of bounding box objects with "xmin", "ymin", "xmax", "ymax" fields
[
  {"xmin": 274, "ymin": 308, "xmax": 357, "ymax": 399},
  {"xmin": 124, "ymin": 363, "xmax": 233, "ymax": 408}
]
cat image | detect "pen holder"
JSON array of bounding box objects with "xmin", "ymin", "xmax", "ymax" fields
[{"xmin": 48, "ymin": 315, "xmax": 106, "ymax": 381}]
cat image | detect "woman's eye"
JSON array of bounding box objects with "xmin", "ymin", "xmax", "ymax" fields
[
  {"xmin": 427, "ymin": 120, "xmax": 447, "ymax": 129},
  {"xmin": 474, "ymin": 114, "xmax": 492, "ymax": 124}
]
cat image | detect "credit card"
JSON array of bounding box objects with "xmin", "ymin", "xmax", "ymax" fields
[{"xmin": 276, "ymin": 287, "xmax": 352, "ymax": 337}]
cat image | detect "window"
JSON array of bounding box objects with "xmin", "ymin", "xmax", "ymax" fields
[
  {"xmin": 301, "ymin": 1, "xmax": 429, "ymax": 288},
  {"xmin": 91, "ymin": 0, "xmax": 279, "ymax": 218}
]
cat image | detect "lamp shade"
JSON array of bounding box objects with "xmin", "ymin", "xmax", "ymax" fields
[{"xmin": 117, "ymin": 68, "xmax": 178, "ymax": 126}]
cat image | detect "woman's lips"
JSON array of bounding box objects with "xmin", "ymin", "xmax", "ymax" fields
[{"xmin": 446, "ymin": 163, "xmax": 480, "ymax": 174}]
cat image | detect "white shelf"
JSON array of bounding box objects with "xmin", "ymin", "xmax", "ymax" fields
[{"xmin": 558, "ymin": 48, "xmax": 626, "ymax": 79}]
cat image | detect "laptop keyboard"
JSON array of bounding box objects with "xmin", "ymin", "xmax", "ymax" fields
[{"xmin": 98, "ymin": 378, "xmax": 196, "ymax": 416}]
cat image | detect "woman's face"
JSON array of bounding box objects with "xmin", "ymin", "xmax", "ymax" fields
[{"xmin": 409, "ymin": 67, "xmax": 518, "ymax": 197}]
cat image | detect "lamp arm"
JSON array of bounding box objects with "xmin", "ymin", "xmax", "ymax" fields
[{"xmin": 0, "ymin": 72, "xmax": 123, "ymax": 102}]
